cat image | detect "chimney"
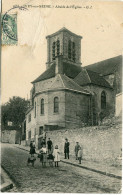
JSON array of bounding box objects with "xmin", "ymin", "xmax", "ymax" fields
[{"xmin": 55, "ymin": 55, "xmax": 63, "ymax": 75}]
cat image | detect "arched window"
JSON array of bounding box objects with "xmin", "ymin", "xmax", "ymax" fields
[
  {"xmin": 57, "ymin": 40, "xmax": 60, "ymax": 56},
  {"xmin": 68, "ymin": 40, "xmax": 71, "ymax": 59},
  {"xmin": 52, "ymin": 41, "xmax": 55, "ymax": 60},
  {"xmin": 54, "ymin": 97, "xmax": 59, "ymax": 113},
  {"xmin": 68, "ymin": 40, "xmax": 76, "ymax": 62},
  {"xmin": 101, "ymin": 91, "xmax": 106, "ymax": 109},
  {"xmin": 34, "ymin": 102, "xmax": 36, "ymax": 117},
  {"xmin": 41, "ymin": 99, "xmax": 44, "ymax": 114}
]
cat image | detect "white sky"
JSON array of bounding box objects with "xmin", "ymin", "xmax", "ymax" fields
[{"xmin": 1, "ymin": 0, "xmax": 123, "ymax": 103}]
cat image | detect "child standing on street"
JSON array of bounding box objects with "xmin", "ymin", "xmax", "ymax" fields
[
  {"xmin": 47, "ymin": 151, "xmax": 54, "ymax": 167},
  {"xmin": 74, "ymin": 142, "xmax": 80, "ymax": 160},
  {"xmin": 53, "ymin": 145, "xmax": 60, "ymax": 167},
  {"xmin": 40, "ymin": 145, "xmax": 47, "ymax": 167},
  {"xmin": 78, "ymin": 147, "xmax": 83, "ymax": 164}
]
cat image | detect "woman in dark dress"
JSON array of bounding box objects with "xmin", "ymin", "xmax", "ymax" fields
[{"xmin": 30, "ymin": 141, "xmax": 36, "ymax": 155}]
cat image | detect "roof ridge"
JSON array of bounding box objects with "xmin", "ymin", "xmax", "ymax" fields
[
  {"xmin": 86, "ymin": 68, "xmax": 104, "ymax": 76},
  {"xmin": 84, "ymin": 69, "xmax": 92, "ymax": 83},
  {"xmin": 85, "ymin": 55, "xmax": 122, "ymax": 68},
  {"xmin": 50, "ymin": 74, "xmax": 67, "ymax": 89},
  {"xmin": 63, "ymin": 73, "xmax": 88, "ymax": 92},
  {"xmin": 74, "ymin": 70, "xmax": 83, "ymax": 80},
  {"xmin": 49, "ymin": 74, "xmax": 59, "ymax": 89},
  {"xmin": 59, "ymin": 74, "xmax": 66, "ymax": 88}
]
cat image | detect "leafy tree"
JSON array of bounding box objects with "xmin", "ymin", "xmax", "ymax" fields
[{"xmin": 1, "ymin": 96, "xmax": 29, "ymax": 130}]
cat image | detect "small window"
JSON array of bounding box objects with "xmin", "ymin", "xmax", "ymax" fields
[
  {"xmin": 54, "ymin": 97, "xmax": 59, "ymax": 113},
  {"xmin": 39, "ymin": 126, "xmax": 43, "ymax": 135},
  {"xmin": 101, "ymin": 91, "xmax": 106, "ymax": 109},
  {"xmin": 41, "ymin": 98, "xmax": 44, "ymax": 115},
  {"xmin": 28, "ymin": 114, "xmax": 31, "ymax": 123},
  {"xmin": 34, "ymin": 102, "xmax": 36, "ymax": 117},
  {"xmin": 28, "ymin": 131, "xmax": 31, "ymax": 139}
]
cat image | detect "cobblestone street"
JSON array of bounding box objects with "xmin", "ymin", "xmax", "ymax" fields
[{"xmin": 1, "ymin": 143, "xmax": 121, "ymax": 193}]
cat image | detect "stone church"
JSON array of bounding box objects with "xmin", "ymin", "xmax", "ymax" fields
[{"xmin": 25, "ymin": 27, "xmax": 122, "ymax": 146}]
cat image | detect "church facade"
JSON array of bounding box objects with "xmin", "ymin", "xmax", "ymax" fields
[{"xmin": 25, "ymin": 28, "xmax": 122, "ymax": 147}]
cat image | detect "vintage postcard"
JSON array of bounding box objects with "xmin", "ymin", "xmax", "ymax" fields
[{"xmin": 1, "ymin": 0, "xmax": 123, "ymax": 193}]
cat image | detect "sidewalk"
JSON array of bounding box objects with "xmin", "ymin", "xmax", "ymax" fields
[
  {"xmin": 1, "ymin": 168, "xmax": 13, "ymax": 192},
  {"xmin": 14, "ymin": 144, "xmax": 122, "ymax": 180}
]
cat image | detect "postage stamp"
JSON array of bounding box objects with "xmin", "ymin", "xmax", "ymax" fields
[
  {"xmin": 2, "ymin": 13, "xmax": 18, "ymax": 45},
  {"xmin": 2, "ymin": 6, "xmax": 28, "ymax": 45}
]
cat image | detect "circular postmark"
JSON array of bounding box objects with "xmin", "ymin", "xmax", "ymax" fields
[{"xmin": 2, "ymin": 6, "xmax": 28, "ymax": 41}]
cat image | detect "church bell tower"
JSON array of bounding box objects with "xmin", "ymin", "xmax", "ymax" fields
[{"xmin": 46, "ymin": 27, "xmax": 82, "ymax": 69}]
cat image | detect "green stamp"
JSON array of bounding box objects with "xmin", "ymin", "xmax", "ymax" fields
[{"xmin": 2, "ymin": 13, "xmax": 18, "ymax": 45}]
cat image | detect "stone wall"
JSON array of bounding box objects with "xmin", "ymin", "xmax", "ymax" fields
[
  {"xmin": 26, "ymin": 90, "xmax": 66, "ymax": 144},
  {"xmin": 1, "ymin": 130, "xmax": 21, "ymax": 144},
  {"xmin": 46, "ymin": 124, "xmax": 121, "ymax": 163},
  {"xmin": 65, "ymin": 91, "xmax": 90, "ymax": 128}
]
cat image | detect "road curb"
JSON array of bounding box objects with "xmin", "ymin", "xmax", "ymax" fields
[
  {"xmin": 1, "ymin": 165, "xmax": 20, "ymax": 188},
  {"xmin": 1, "ymin": 167, "xmax": 14, "ymax": 192},
  {"xmin": 1, "ymin": 182, "xmax": 13, "ymax": 192},
  {"xmin": 61, "ymin": 160, "xmax": 122, "ymax": 180},
  {"xmin": 15, "ymin": 145, "xmax": 122, "ymax": 180}
]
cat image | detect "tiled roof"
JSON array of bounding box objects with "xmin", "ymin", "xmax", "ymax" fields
[
  {"xmin": 59, "ymin": 74, "xmax": 90, "ymax": 94},
  {"xmin": 32, "ymin": 62, "xmax": 82, "ymax": 83},
  {"xmin": 74, "ymin": 69, "xmax": 90, "ymax": 86},
  {"xmin": 46, "ymin": 27, "xmax": 82, "ymax": 39},
  {"xmin": 74, "ymin": 69, "xmax": 112, "ymax": 89},
  {"xmin": 63, "ymin": 62, "xmax": 82, "ymax": 79},
  {"xmin": 32, "ymin": 63, "xmax": 56, "ymax": 83},
  {"xmin": 87, "ymin": 69, "xmax": 112, "ymax": 88},
  {"xmin": 85, "ymin": 55, "xmax": 122, "ymax": 76}
]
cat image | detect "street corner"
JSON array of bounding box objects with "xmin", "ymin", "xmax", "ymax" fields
[{"xmin": 1, "ymin": 168, "xmax": 13, "ymax": 192}]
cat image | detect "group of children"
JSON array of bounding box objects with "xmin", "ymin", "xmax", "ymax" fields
[
  {"xmin": 39, "ymin": 144, "xmax": 60, "ymax": 167},
  {"xmin": 28, "ymin": 139, "xmax": 83, "ymax": 167}
]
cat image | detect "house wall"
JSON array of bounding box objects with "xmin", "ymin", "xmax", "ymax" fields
[
  {"xmin": 116, "ymin": 93, "xmax": 122, "ymax": 116},
  {"xmin": 65, "ymin": 91, "xmax": 90, "ymax": 128},
  {"xmin": 26, "ymin": 107, "xmax": 36, "ymax": 141}
]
